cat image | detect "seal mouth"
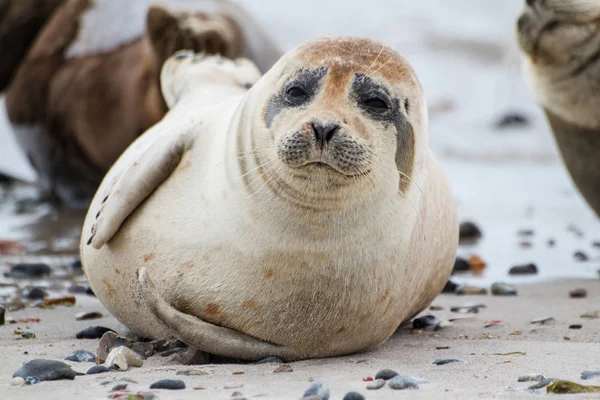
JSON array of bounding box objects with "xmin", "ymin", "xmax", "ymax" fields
[{"xmin": 297, "ymin": 161, "xmax": 371, "ymax": 178}]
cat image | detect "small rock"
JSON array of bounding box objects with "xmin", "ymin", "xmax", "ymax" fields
[
  {"xmin": 456, "ymin": 285, "xmax": 487, "ymax": 295},
  {"xmin": 25, "ymin": 377, "xmax": 39, "ymax": 385},
  {"xmin": 224, "ymin": 383, "xmax": 244, "ymax": 389},
  {"xmin": 149, "ymin": 379, "xmax": 186, "ymax": 390},
  {"xmin": 574, "ymin": 251, "xmax": 589, "ymax": 262},
  {"xmin": 342, "ymin": 392, "xmax": 365, "ymax": 400},
  {"xmin": 40, "ymin": 296, "xmax": 76, "ymax": 308},
  {"xmin": 75, "ymin": 311, "xmax": 103, "ymax": 321},
  {"xmin": 518, "ymin": 374, "xmax": 545, "ymax": 382},
  {"xmin": 171, "ymin": 347, "xmax": 211, "ymax": 365},
  {"xmin": 10, "ymin": 377, "xmax": 25, "ymax": 386},
  {"xmin": 442, "ymin": 280, "xmax": 458, "ymax": 293},
  {"xmin": 65, "ymin": 349, "xmax": 96, "ymax": 362},
  {"xmin": 517, "ymin": 229, "xmax": 534, "ymax": 236},
  {"xmin": 375, "ymin": 369, "xmax": 399, "ymax": 380},
  {"xmin": 274, "ymin": 364, "xmax": 293, "ymax": 373},
  {"xmin": 581, "ymin": 311, "xmax": 600, "ymax": 319},
  {"xmin": 509, "ymin": 263, "xmax": 538, "ymax": 275},
  {"xmin": 71, "ymin": 259, "xmax": 83, "ymax": 271},
  {"xmin": 452, "ymin": 257, "xmax": 470, "ymax": 274},
  {"xmin": 582, "ymin": 371, "xmax": 600, "ymax": 380},
  {"xmin": 430, "ymin": 305, "xmax": 444, "ymax": 311},
  {"xmin": 76, "ymin": 326, "xmax": 115, "ymax": 339},
  {"xmin": 302, "ymin": 380, "xmax": 329, "ymax": 400},
  {"xmin": 592, "ymin": 241, "xmax": 600, "ymax": 248},
  {"xmin": 12, "ymin": 359, "xmax": 82, "ymax": 382},
  {"xmin": 131, "ymin": 341, "xmax": 155, "ymax": 359},
  {"xmin": 412, "ymin": 315, "xmax": 440, "ymax": 330},
  {"xmin": 253, "ymin": 356, "xmax": 284, "ymax": 364},
  {"xmin": 87, "ymin": 365, "xmax": 110, "ymax": 375},
  {"xmin": 111, "ymin": 383, "xmax": 128, "ymax": 391},
  {"xmin": 6, "ymin": 263, "xmax": 51, "ymax": 278},
  {"xmin": 569, "ymin": 288, "xmax": 587, "ymax": 298},
  {"xmin": 388, "ymin": 375, "xmax": 421, "ymax": 390},
  {"xmin": 529, "ymin": 378, "xmax": 558, "ymax": 390},
  {"xmin": 436, "ymin": 345, "xmax": 450, "ymax": 350},
  {"xmin": 67, "ymin": 283, "xmax": 89, "ymax": 294},
  {"xmin": 105, "ymin": 346, "xmax": 143, "ymax": 371},
  {"xmin": 459, "ymin": 221, "xmax": 482, "ymax": 243},
  {"xmin": 0, "ymin": 306, "xmax": 5, "ymax": 325},
  {"xmin": 468, "ymin": 254, "xmax": 487, "ymax": 275},
  {"xmin": 97, "ymin": 331, "xmax": 132, "ymax": 363},
  {"xmin": 433, "ymin": 359, "xmax": 464, "ymax": 365},
  {"xmin": 531, "ymin": 316, "xmax": 555, "ymax": 324},
  {"xmin": 495, "ymin": 112, "xmax": 529, "ymax": 129},
  {"xmin": 491, "ymin": 282, "xmax": 518, "ymax": 296},
  {"xmin": 176, "ymin": 369, "xmax": 208, "ymax": 376},
  {"xmin": 85, "ymin": 286, "xmax": 95, "ymax": 296},
  {"xmin": 547, "ymin": 238, "xmax": 556, "ymax": 247},
  {"xmin": 231, "ymin": 391, "xmax": 248, "ymax": 400},
  {"xmin": 546, "ymin": 380, "xmax": 600, "ymax": 394},
  {"xmin": 23, "ymin": 287, "xmax": 48, "ymax": 300},
  {"xmin": 450, "ymin": 304, "xmax": 485, "ymax": 313},
  {"xmin": 366, "ymin": 379, "xmax": 385, "ymax": 390},
  {"xmin": 519, "ymin": 241, "xmax": 533, "ymax": 248},
  {"xmin": 569, "ymin": 324, "xmax": 582, "ymax": 329}
]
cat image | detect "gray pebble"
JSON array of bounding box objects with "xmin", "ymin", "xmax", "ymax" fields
[
  {"xmin": 342, "ymin": 392, "xmax": 365, "ymax": 400},
  {"xmin": 508, "ymin": 263, "xmax": 538, "ymax": 275},
  {"xmin": 76, "ymin": 326, "xmax": 115, "ymax": 339},
  {"xmin": 75, "ymin": 311, "xmax": 103, "ymax": 321},
  {"xmin": 65, "ymin": 349, "xmax": 96, "ymax": 363},
  {"xmin": 149, "ymin": 379, "xmax": 186, "ymax": 390},
  {"xmin": 23, "ymin": 287, "xmax": 48, "ymax": 300},
  {"xmin": 530, "ymin": 316, "xmax": 555, "ymax": 325},
  {"xmin": 302, "ymin": 380, "xmax": 329, "ymax": 400},
  {"xmin": 456, "ymin": 285, "xmax": 487, "ymax": 295},
  {"xmin": 528, "ymin": 378, "xmax": 558, "ymax": 390},
  {"xmin": 7, "ymin": 263, "xmax": 51, "ymax": 278},
  {"xmin": 0, "ymin": 306, "xmax": 5, "ymax": 325},
  {"xmin": 366, "ymin": 379, "xmax": 385, "ymax": 390},
  {"xmin": 433, "ymin": 359, "xmax": 465, "ymax": 365},
  {"xmin": 518, "ymin": 374, "xmax": 545, "ymax": 382},
  {"xmin": 412, "ymin": 315, "xmax": 440, "ymax": 329},
  {"xmin": 388, "ymin": 375, "xmax": 419, "ymax": 390},
  {"xmin": 13, "ymin": 359, "xmax": 83, "ymax": 382},
  {"xmin": 581, "ymin": 371, "xmax": 600, "ymax": 380},
  {"xmin": 491, "ymin": 282, "xmax": 518, "ymax": 296},
  {"xmin": 253, "ymin": 356, "xmax": 284, "ymax": 364},
  {"xmin": 87, "ymin": 365, "xmax": 111, "ymax": 375},
  {"xmin": 569, "ymin": 288, "xmax": 588, "ymax": 298},
  {"xmin": 375, "ymin": 368, "xmax": 399, "ymax": 380}
]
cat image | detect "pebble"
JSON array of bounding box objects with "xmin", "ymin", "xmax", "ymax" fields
[
  {"xmin": 366, "ymin": 379, "xmax": 385, "ymax": 389},
  {"xmin": 76, "ymin": 326, "xmax": 115, "ymax": 339},
  {"xmin": 25, "ymin": 377, "xmax": 39, "ymax": 385},
  {"xmin": 569, "ymin": 324, "xmax": 582, "ymax": 329},
  {"xmin": 375, "ymin": 369, "xmax": 399, "ymax": 380},
  {"xmin": 39, "ymin": 296, "xmax": 76, "ymax": 308},
  {"xmin": 459, "ymin": 221, "xmax": 482, "ymax": 243},
  {"xmin": 342, "ymin": 392, "xmax": 365, "ymax": 400},
  {"xmin": 518, "ymin": 374, "xmax": 545, "ymax": 382},
  {"xmin": 231, "ymin": 391, "xmax": 248, "ymax": 400},
  {"xmin": 131, "ymin": 341, "xmax": 155, "ymax": 358},
  {"xmin": 105, "ymin": 346, "xmax": 143, "ymax": 370},
  {"xmin": 547, "ymin": 238, "xmax": 556, "ymax": 247},
  {"xmin": 273, "ymin": 364, "xmax": 293, "ymax": 373},
  {"xmin": 517, "ymin": 229, "xmax": 534, "ymax": 236},
  {"xmin": 495, "ymin": 112, "xmax": 529, "ymax": 129},
  {"xmin": 65, "ymin": 349, "xmax": 96, "ymax": 362},
  {"xmin": 442, "ymin": 280, "xmax": 458, "ymax": 293},
  {"xmin": 6, "ymin": 263, "xmax": 51, "ymax": 278},
  {"xmin": 224, "ymin": 383, "xmax": 244, "ymax": 389},
  {"xmin": 491, "ymin": 282, "xmax": 518, "ymax": 296},
  {"xmin": 302, "ymin": 380, "xmax": 329, "ymax": 400},
  {"xmin": 149, "ymin": 379, "xmax": 186, "ymax": 390},
  {"xmin": 508, "ymin": 263, "xmax": 538, "ymax": 275},
  {"xmin": 75, "ymin": 311, "xmax": 103, "ymax": 321},
  {"xmin": 388, "ymin": 375, "xmax": 421, "ymax": 390},
  {"xmin": 529, "ymin": 378, "xmax": 558, "ymax": 390},
  {"xmin": 23, "ymin": 287, "xmax": 48, "ymax": 300},
  {"xmin": 452, "ymin": 257, "xmax": 470, "ymax": 274},
  {"xmin": 581, "ymin": 311, "xmax": 600, "ymax": 319},
  {"xmin": 530, "ymin": 316, "xmax": 555, "ymax": 324},
  {"xmin": 97, "ymin": 331, "xmax": 132, "ymax": 363},
  {"xmin": 581, "ymin": 371, "xmax": 600, "ymax": 380},
  {"xmin": 87, "ymin": 365, "xmax": 111, "ymax": 375},
  {"xmin": 177, "ymin": 369, "xmax": 209, "ymax": 376},
  {"xmin": 412, "ymin": 315, "xmax": 440, "ymax": 329},
  {"xmin": 569, "ymin": 288, "xmax": 587, "ymax": 298},
  {"xmin": 111, "ymin": 383, "xmax": 128, "ymax": 391},
  {"xmin": 433, "ymin": 359, "xmax": 464, "ymax": 365},
  {"xmin": 450, "ymin": 304, "xmax": 486, "ymax": 313},
  {"xmin": 456, "ymin": 285, "xmax": 487, "ymax": 295},
  {"xmin": 468, "ymin": 255, "xmax": 487, "ymax": 275},
  {"xmin": 574, "ymin": 251, "xmax": 589, "ymax": 261},
  {"xmin": 71, "ymin": 259, "xmax": 83, "ymax": 271},
  {"xmin": 10, "ymin": 377, "xmax": 25, "ymax": 386},
  {"xmin": 0, "ymin": 306, "xmax": 5, "ymax": 325},
  {"xmin": 12, "ymin": 359, "xmax": 82, "ymax": 382},
  {"xmin": 546, "ymin": 380, "xmax": 600, "ymax": 394},
  {"xmin": 253, "ymin": 356, "xmax": 284, "ymax": 364}
]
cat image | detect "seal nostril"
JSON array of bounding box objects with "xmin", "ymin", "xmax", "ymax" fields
[{"xmin": 312, "ymin": 121, "xmax": 340, "ymax": 146}]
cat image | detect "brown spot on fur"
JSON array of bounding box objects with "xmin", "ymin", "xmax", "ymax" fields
[
  {"xmin": 264, "ymin": 269, "xmax": 275, "ymax": 279},
  {"xmin": 202, "ymin": 255, "xmax": 210, "ymax": 263},
  {"xmin": 143, "ymin": 252, "xmax": 155, "ymax": 262},
  {"xmin": 178, "ymin": 261, "xmax": 194, "ymax": 274},
  {"xmin": 336, "ymin": 326, "xmax": 346, "ymax": 334},
  {"xmin": 383, "ymin": 297, "xmax": 394, "ymax": 315},
  {"xmin": 242, "ymin": 299, "xmax": 262, "ymax": 311},
  {"xmin": 204, "ymin": 303, "xmax": 221, "ymax": 316},
  {"xmin": 103, "ymin": 278, "xmax": 116, "ymax": 296},
  {"xmin": 114, "ymin": 268, "xmax": 121, "ymax": 275},
  {"xmin": 379, "ymin": 288, "xmax": 390, "ymax": 304},
  {"xmin": 174, "ymin": 298, "xmax": 193, "ymax": 314}
]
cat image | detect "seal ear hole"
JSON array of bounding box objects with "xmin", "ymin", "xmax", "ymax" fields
[{"xmin": 404, "ymin": 98, "xmax": 410, "ymax": 114}]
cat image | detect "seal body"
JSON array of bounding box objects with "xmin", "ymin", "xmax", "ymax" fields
[
  {"xmin": 517, "ymin": 0, "xmax": 600, "ymax": 216},
  {"xmin": 81, "ymin": 38, "xmax": 458, "ymax": 361},
  {"xmin": 4, "ymin": 0, "xmax": 281, "ymax": 207}
]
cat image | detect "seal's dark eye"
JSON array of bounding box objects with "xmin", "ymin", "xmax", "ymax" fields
[
  {"xmin": 286, "ymin": 86, "xmax": 307, "ymax": 99},
  {"xmin": 363, "ymin": 97, "xmax": 389, "ymax": 111}
]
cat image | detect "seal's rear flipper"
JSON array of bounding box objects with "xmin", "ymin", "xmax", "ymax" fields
[
  {"xmin": 136, "ymin": 267, "xmax": 299, "ymax": 362},
  {"xmin": 88, "ymin": 131, "xmax": 195, "ymax": 249}
]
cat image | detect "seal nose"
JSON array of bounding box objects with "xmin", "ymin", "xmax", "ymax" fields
[{"xmin": 311, "ymin": 121, "xmax": 339, "ymax": 147}]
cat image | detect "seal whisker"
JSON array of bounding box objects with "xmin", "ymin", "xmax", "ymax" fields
[
  {"xmin": 366, "ymin": 54, "xmax": 394, "ymax": 80},
  {"xmin": 239, "ymin": 157, "xmax": 278, "ymax": 179},
  {"xmin": 363, "ymin": 44, "xmax": 385, "ymax": 79}
]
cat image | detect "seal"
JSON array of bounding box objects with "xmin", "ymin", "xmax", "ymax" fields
[
  {"xmin": 516, "ymin": 0, "xmax": 600, "ymax": 216},
  {"xmin": 80, "ymin": 37, "xmax": 458, "ymax": 361},
  {"xmin": 4, "ymin": 0, "xmax": 281, "ymax": 207}
]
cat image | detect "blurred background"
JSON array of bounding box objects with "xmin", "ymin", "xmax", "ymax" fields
[{"xmin": 0, "ymin": 0, "xmax": 598, "ymax": 287}]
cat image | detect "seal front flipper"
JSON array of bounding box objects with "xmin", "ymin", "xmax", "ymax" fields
[
  {"xmin": 136, "ymin": 267, "xmax": 300, "ymax": 362},
  {"xmin": 89, "ymin": 131, "xmax": 195, "ymax": 249}
]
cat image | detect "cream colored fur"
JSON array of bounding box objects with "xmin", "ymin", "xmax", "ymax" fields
[{"xmin": 80, "ymin": 38, "xmax": 458, "ymax": 361}]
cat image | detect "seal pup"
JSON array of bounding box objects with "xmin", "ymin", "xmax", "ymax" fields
[
  {"xmin": 4, "ymin": 0, "xmax": 282, "ymax": 207},
  {"xmin": 81, "ymin": 37, "xmax": 458, "ymax": 361},
  {"xmin": 517, "ymin": 0, "xmax": 600, "ymax": 216}
]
